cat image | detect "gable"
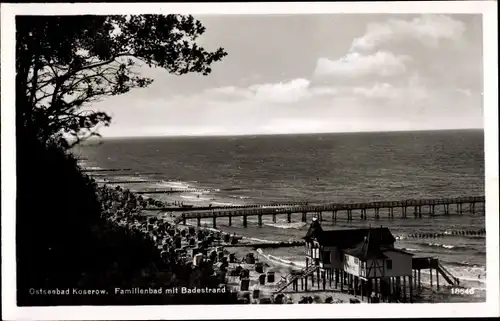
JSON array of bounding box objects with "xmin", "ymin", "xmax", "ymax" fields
[
  {"xmin": 304, "ymin": 227, "xmax": 395, "ymax": 248},
  {"xmin": 382, "ymin": 248, "xmax": 414, "ymax": 257}
]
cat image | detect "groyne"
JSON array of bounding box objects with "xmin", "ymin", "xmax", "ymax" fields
[
  {"xmin": 224, "ymin": 240, "xmax": 305, "ymax": 249},
  {"xmin": 398, "ymin": 228, "xmax": 486, "ymax": 239}
]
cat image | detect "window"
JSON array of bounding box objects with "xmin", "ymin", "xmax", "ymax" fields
[
  {"xmin": 323, "ymin": 251, "xmax": 331, "ymax": 264},
  {"xmin": 386, "ymin": 259, "xmax": 393, "ymax": 270},
  {"xmin": 354, "ymin": 257, "xmax": 359, "ymax": 264}
]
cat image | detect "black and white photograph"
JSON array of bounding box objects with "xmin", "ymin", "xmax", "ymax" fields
[{"xmin": 1, "ymin": 1, "xmax": 498, "ymax": 320}]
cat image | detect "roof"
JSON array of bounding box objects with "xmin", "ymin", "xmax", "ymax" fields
[
  {"xmin": 343, "ymin": 230, "xmax": 388, "ymax": 260},
  {"xmin": 303, "ymin": 224, "xmax": 395, "ymax": 248},
  {"xmin": 382, "ymin": 247, "xmax": 414, "ymax": 256},
  {"xmin": 303, "ymin": 219, "xmax": 323, "ymax": 239}
]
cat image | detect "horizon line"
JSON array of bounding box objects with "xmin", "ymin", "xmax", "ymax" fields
[{"xmin": 91, "ymin": 127, "xmax": 484, "ymax": 141}]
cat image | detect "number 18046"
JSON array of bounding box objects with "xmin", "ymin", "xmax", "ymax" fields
[{"xmin": 451, "ymin": 288, "xmax": 475, "ymax": 295}]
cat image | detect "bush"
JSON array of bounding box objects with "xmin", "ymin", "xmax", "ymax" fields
[{"xmin": 16, "ymin": 128, "xmax": 237, "ymax": 305}]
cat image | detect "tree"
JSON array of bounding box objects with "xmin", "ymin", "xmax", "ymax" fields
[{"xmin": 16, "ymin": 15, "xmax": 227, "ymax": 146}]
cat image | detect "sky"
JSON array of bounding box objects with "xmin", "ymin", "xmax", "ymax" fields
[{"xmin": 94, "ymin": 14, "xmax": 484, "ymax": 137}]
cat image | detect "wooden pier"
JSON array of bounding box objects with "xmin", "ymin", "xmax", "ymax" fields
[
  {"xmin": 224, "ymin": 240, "xmax": 305, "ymax": 249},
  {"xmin": 147, "ymin": 202, "xmax": 309, "ymax": 212},
  {"xmin": 89, "ymin": 172, "xmax": 163, "ymax": 176},
  {"xmin": 173, "ymin": 195, "xmax": 485, "ymax": 227},
  {"xmin": 96, "ymin": 180, "xmax": 167, "ymax": 184},
  {"xmin": 135, "ymin": 188, "xmax": 238, "ymax": 194},
  {"xmin": 82, "ymin": 168, "xmax": 132, "ymax": 172}
]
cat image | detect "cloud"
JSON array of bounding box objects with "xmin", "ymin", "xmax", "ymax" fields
[
  {"xmin": 352, "ymin": 74, "xmax": 429, "ymax": 102},
  {"xmin": 248, "ymin": 78, "xmax": 312, "ymax": 103},
  {"xmin": 198, "ymin": 72, "xmax": 431, "ymax": 106},
  {"xmin": 314, "ymin": 51, "xmax": 411, "ymax": 78},
  {"xmin": 353, "ymin": 83, "xmax": 398, "ymax": 99},
  {"xmin": 351, "ymin": 15, "xmax": 467, "ymax": 52},
  {"xmin": 203, "ymin": 78, "xmax": 342, "ymax": 104},
  {"xmin": 352, "ymin": 83, "xmax": 428, "ymax": 102}
]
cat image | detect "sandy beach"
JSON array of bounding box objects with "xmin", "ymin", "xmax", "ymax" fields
[
  {"xmin": 169, "ymin": 215, "xmax": 366, "ymax": 304},
  {"xmin": 93, "ymin": 177, "xmax": 486, "ymax": 304}
]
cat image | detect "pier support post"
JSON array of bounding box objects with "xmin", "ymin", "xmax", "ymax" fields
[
  {"xmin": 389, "ymin": 207, "xmax": 394, "ymax": 218},
  {"xmin": 301, "ymin": 212, "xmax": 306, "ymax": 222},
  {"xmin": 418, "ymin": 205, "xmax": 422, "ymax": 218},
  {"xmin": 402, "ymin": 206, "xmax": 407, "ymax": 218},
  {"xmin": 430, "ymin": 267, "xmax": 433, "ymax": 288},
  {"xmin": 333, "ymin": 210, "xmax": 337, "ymax": 222},
  {"xmin": 347, "ymin": 209, "xmax": 352, "ymax": 221},
  {"xmin": 287, "ymin": 212, "xmax": 292, "ymax": 223},
  {"xmin": 316, "ymin": 267, "xmax": 320, "ymax": 290},
  {"xmin": 396, "ymin": 277, "xmax": 401, "ymax": 299},
  {"xmin": 197, "ymin": 217, "xmax": 201, "ymax": 227},
  {"xmin": 272, "ymin": 213, "xmax": 276, "ymax": 223},
  {"xmin": 243, "ymin": 215, "xmax": 248, "ymax": 228},
  {"xmin": 418, "ymin": 270, "xmax": 421, "ymax": 288},
  {"xmin": 431, "ymin": 205, "xmax": 435, "ymax": 216},
  {"xmin": 213, "ymin": 216, "xmax": 217, "ymax": 229},
  {"xmin": 471, "ymin": 202, "xmax": 475, "ymax": 214},
  {"xmin": 459, "ymin": 203, "xmax": 463, "ymax": 214},
  {"xmin": 436, "ymin": 268, "xmax": 440, "ymax": 290},
  {"xmin": 258, "ymin": 214, "xmax": 263, "ymax": 227},
  {"xmin": 340, "ymin": 270, "xmax": 344, "ymax": 291},
  {"xmin": 182, "ymin": 216, "xmax": 186, "ymax": 225},
  {"xmin": 361, "ymin": 208, "xmax": 366, "ymax": 219},
  {"xmin": 374, "ymin": 208, "xmax": 380, "ymax": 219},
  {"xmin": 403, "ymin": 276, "xmax": 407, "ymax": 302},
  {"xmin": 228, "ymin": 215, "xmax": 232, "ymax": 226},
  {"xmin": 319, "ymin": 211, "xmax": 323, "ymax": 222},
  {"xmin": 444, "ymin": 204, "xmax": 449, "ymax": 215},
  {"xmin": 305, "ymin": 258, "xmax": 309, "ymax": 291},
  {"xmin": 409, "ymin": 276, "xmax": 413, "ymax": 303}
]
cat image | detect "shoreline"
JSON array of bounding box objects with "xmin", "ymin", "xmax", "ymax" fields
[
  {"xmin": 172, "ymin": 214, "xmax": 487, "ymax": 303},
  {"xmin": 93, "ymin": 177, "xmax": 486, "ymax": 304},
  {"xmin": 98, "ymin": 186, "xmax": 367, "ymax": 304}
]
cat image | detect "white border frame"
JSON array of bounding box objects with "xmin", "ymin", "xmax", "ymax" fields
[{"xmin": 1, "ymin": 2, "xmax": 498, "ymax": 320}]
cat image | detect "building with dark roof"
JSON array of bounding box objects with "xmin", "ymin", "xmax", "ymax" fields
[
  {"xmin": 302, "ymin": 218, "xmax": 414, "ymax": 302},
  {"xmin": 303, "ymin": 219, "xmax": 398, "ymax": 270}
]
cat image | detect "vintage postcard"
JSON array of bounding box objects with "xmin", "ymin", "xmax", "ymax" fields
[{"xmin": 1, "ymin": 1, "xmax": 498, "ymax": 320}]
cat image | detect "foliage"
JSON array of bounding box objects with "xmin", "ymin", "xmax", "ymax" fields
[
  {"xmin": 15, "ymin": 14, "xmax": 236, "ymax": 306},
  {"xmin": 16, "ymin": 15, "xmax": 227, "ymax": 146},
  {"xmin": 16, "ymin": 126, "xmax": 238, "ymax": 305}
]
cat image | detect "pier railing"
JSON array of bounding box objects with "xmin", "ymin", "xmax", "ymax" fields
[{"xmin": 172, "ymin": 195, "xmax": 484, "ymax": 226}]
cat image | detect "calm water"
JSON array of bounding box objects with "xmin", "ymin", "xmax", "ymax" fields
[{"xmin": 75, "ymin": 129, "xmax": 486, "ymax": 302}]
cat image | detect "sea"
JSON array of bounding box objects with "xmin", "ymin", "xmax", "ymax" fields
[{"xmin": 73, "ymin": 129, "xmax": 486, "ymax": 302}]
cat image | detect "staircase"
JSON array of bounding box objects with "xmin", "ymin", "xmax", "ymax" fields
[
  {"xmin": 173, "ymin": 215, "xmax": 184, "ymax": 225},
  {"xmin": 436, "ymin": 262, "xmax": 460, "ymax": 286},
  {"xmin": 275, "ymin": 265, "xmax": 318, "ymax": 293}
]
